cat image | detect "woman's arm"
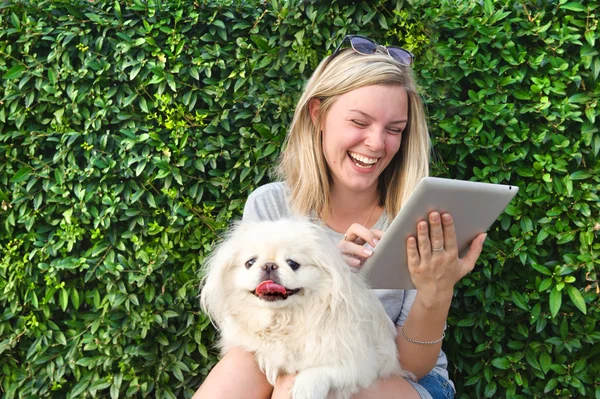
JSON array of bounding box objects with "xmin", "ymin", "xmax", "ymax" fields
[
  {"xmin": 397, "ymin": 212, "xmax": 485, "ymax": 378},
  {"xmin": 395, "ymin": 293, "xmax": 451, "ymax": 379}
]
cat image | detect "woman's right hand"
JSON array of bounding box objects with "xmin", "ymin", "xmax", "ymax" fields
[{"xmin": 337, "ymin": 223, "xmax": 384, "ymax": 270}]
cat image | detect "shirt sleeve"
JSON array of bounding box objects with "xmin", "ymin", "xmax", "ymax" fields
[
  {"xmin": 242, "ymin": 183, "xmax": 290, "ymax": 222},
  {"xmin": 395, "ymin": 289, "xmax": 416, "ymax": 325}
]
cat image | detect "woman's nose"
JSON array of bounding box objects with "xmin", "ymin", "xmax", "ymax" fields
[{"xmin": 364, "ymin": 128, "xmax": 386, "ymax": 151}]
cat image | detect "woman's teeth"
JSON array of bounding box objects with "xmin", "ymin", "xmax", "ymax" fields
[{"xmin": 348, "ymin": 152, "xmax": 378, "ymax": 168}]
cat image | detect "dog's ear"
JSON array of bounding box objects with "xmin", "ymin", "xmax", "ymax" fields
[
  {"xmin": 199, "ymin": 221, "xmax": 253, "ymax": 325},
  {"xmin": 307, "ymin": 223, "xmax": 356, "ymax": 312}
]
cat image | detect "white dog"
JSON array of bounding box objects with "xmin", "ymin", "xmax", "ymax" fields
[{"xmin": 200, "ymin": 218, "xmax": 410, "ymax": 399}]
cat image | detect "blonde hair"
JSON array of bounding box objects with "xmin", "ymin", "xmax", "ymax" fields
[{"xmin": 275, "ymin": 49, "xmax": 431, "ymax": 220}]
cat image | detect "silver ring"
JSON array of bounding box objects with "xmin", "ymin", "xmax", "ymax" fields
[
  {"xmin": 432, "ymin": 247, "xmax": 444, "ymax": 252},
  {"xmin": 343, "ymin": 234, "xmax": 348, "ymax": 241}
]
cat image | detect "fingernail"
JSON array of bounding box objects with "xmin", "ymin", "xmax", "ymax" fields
[
  {"xmin": 351, "ymin": 258, "xmax": 361, "ymax": 266},
  {"xmin": 363, "ymin": 248, "xmax": 373, "ymax": 256},
  {"xmin": 431, "ymin": 212, "xmax": 439, "ymax": 221},
  {"xmin": 481, "ymin": 234, "xmax": 487, "ymax": 244},
  {"xmin": 442, "ymin": 214, "xmax": 451, "ymax": 222},
  {"xmin": 373, "ymin": 238, "xmax": 379, "ymax": 246}
]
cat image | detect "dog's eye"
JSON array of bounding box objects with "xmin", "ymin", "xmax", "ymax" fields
[
  {"xmin": 245, "ymin": 258, "xmax": 256, "ymax": 269},
  {"xmin": 286, "ymin": 259, "xmax": 300, "ymax": 271}
]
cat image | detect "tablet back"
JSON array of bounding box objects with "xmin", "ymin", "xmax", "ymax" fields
[{"xmin": 362, "ymin": 177, "xmax": 519, "ymax": 290}]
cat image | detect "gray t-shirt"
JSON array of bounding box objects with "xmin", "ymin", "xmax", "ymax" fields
[{"xmin": 242, "ymin": 182, "xmax": 452, "ymax": 385}]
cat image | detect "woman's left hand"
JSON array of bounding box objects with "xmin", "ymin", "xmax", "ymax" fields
[{"xmin": 406, "ymin": 212, "xmax": 486, "ymax": 305}]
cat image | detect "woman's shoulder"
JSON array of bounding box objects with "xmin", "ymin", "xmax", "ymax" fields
[
  {"xmin": 248, "ymin": 181, "xmax": 288, "ymax": 197},
  {"xmin": 243, "ymin": 182, "xmax": 291, "ymax": 221}
]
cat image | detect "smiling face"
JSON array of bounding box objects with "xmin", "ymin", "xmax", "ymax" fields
[
  {"xmin": 315, "ymin": 84, "xmax": 408, "ymax": 194},
  {"xmin": 227, "ymin": 221, "xmax": 333, "ymax": 309}
]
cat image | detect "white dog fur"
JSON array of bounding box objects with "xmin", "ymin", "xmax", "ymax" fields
[{"xmin": 200, "ymin": 218, "xmax": 410, "ymax": 399}]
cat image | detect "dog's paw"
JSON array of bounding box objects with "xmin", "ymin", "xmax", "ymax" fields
[{"xmin": 290, "ymin": 370, "xmax": 331, "ymax": 399}]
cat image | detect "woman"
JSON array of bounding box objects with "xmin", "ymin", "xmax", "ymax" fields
[{"xmin": 194, "ymin": 35, "xmax": 485, "ymax": 399}]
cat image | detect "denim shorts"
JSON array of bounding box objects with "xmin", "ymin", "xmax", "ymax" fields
[{"xmin": 406, "ymin": 371, "xmax": 455, "ymax": 399}]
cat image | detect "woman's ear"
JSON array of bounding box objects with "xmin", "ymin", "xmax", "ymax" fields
[{"xmin": 308, "ymin": 98, "xmax": 321, "ymax": 127}]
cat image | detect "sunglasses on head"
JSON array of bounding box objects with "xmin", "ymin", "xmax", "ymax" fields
[{"xmin": 326, "ymin": 35, "xmax": 415, "ymax": 68}]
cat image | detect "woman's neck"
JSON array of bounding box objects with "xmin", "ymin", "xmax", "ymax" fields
[{"xmin": 325, "ymin": 185, "xmax": 382, "ymax": 233}]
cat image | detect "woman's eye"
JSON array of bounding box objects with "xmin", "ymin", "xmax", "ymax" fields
[
  {"xmin": 388, "ymin": 128, "xmax": 403, "ymax": 134},
  {"xmin": 245, "ymin": 258, "xmax": 256, "ymax": 269},
  {"xmin": 351, "ymin": 120, "xmax": 367, "ymax": 127}
]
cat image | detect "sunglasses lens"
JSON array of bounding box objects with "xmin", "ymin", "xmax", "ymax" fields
[
  {"xmin": 350, "ymin": 37, "xmax": 377, "ymax": 55},
  {"xmin": 388, "ymin": 47, "xmax": 414, "ymax": 66}
]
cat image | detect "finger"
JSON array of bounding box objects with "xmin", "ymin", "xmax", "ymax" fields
[
  {"xmin": 342, "ymin": 254, "xmax": 362, "ymax": 269},
  {"xmin": 458, "ymin": 233, "xmax": 487, "ymax": 278},
  {"xmin": 428, "ymin": 212, "xmax": 444, "ymax": 252},
  {"xmin": 372, "ymin": 230, "xmax": 385, "ymax": 238},
  {"xmin": 339, "ymin": 239, "xmax": 374, "ymax": 262},
  {"xmin": 343, "ymin": 236, "xmax": 367, "ymax": 246},
  {"xmin": 366, "ymin": 229, "xmax": 384, "ymax": 248},
  {"xmin": 441, "ymin": 213, "xmax": 458, "ymax": 254},
  {"xmin": 416, "ymin": 220, "xmax": 431, "ymax": 259},
  {"xmin": 344, "ymin": 223, "xmax": 379, "ymax": 247},
  {"xmin": 406, "ymin": 236, "xmax": 420, "ymax": 270}
]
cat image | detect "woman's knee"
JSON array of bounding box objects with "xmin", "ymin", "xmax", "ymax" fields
[
  {"xmin": 193, "ymin": 347, "xmax": 272, "ymax": 399},
  {"xmin": 351, "ymin": 375, "xmax": 422, "ymax": 399},
  {"xmin": 271, "ymin": 374, "xmax": 296, "ymax": 399},
  {"xmin": 273, "ymin": 373, "xmax": 422, "ymax": 399}
]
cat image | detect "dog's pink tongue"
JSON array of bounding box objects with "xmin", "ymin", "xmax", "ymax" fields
[{"xmin": 255, "ymin": 280, "xmax": 286, "ymax": 296}]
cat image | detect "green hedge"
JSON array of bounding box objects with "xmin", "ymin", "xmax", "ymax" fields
[{"xmin": 0, "ymin": 0, "xmax": 598, "ymax": 398}]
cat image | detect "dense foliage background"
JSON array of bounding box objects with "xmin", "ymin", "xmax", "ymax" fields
[{"xmin": 0, "ymin": 0, "xmax": 598, "ymax": 398}]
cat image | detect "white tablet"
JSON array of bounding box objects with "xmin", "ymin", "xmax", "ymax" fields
[{"xmin": 361, "ymin": 177, "xmax": 519, "ymax": 290}]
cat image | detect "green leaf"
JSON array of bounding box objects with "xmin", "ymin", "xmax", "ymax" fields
[
  {"xmin": 484, "ymin": 381, "xmax": 497, "ymax": 398},
  {"xmin": 491, "ymin": 357, "xmax": 510, "ymax": 370},
  {"xmin": 544, "ymin": 378, "xmax": 558, "ymax": 393},
  {"xmin": 59, "ymin": 288, "xmax": 69, "ymax": 311},
  {"xmin": 55, "ymin": 331, "xmax": 67, "ymax": 346},
  {"xmin": 145, "ymin": 285, "xmax": 155, "ymax": 303},
  {"xmin": 549, "ymin": 287, "xmax": 562, "ymax": 318},
  {"xmin": 48, "ymin": 68, "xmax": 57, "ymax": 85},
  {"xmin": 156, "ymin": 333, "xmax": 169, "ymax": 346},
  {"xmin": 378, "ymin": 14, "xmax": 388, "ymax": 30},
  {"xmin": 525, "ymin": 349, "xmax": 541, "ymax": 370},
  {"xmin": 198, "ymin": 342, "xmax": 208, "ymax": 358},
  {"xmin": 566, "ymin": 285, "xmax": 586, "ymax": 314},
  {"xmin": 110, "ymin": 373, "xmax": 123, "ymax": 399},
  {"xmin": 55, "ymin": 167, "xmax": 64, "ymax": 185},
  {"xmin": 570, "ymin": 170, "xmax": 590, "ymax": 180},
  {"xmin": 568, "ymin": 93, "xmax": 589, "ymax": 103},
  {"xmin": 11, "ymin": 167, "xmax": 32, "ymax": 183},
  {"xmin": 483, "ymin": 0, "xmax": 494, "ymax": 15},
  {"xmin": 531, "ymin": 263, "xmax": 552, "ymax": 276},
  {"xmin": 539, "ymin": 351, "xmax": 552, "ymax": 374},
  {"xmin": 70, "ymin": 376, "xmax": 91, "ymax": 397},
  {"xmin": 139, "ymin": 97, "xmax": 149, "ymax": 113},
  {"xmin": 71, "ymin": 289, "xmax": 81, "ymax": 310},
  {"xmin": 585, "ymin": 107, "xmax": 596, "ymax": 124},
  {"xmin": 11, "ymin": 12, "xmax": 21, "ymax": 29},
  {"xmin": 4, "ymin": 65, "xmax": 26, "ymax": 80},
  {"xmin": 560, "ymin": 2, "xmax": 588, "ymax": 12},
  {"xmin": 31, "ymin": 291, "xmax": 39, "ymax": 309},
  {"xmin": 538, "ymin": 278, "xmax": 553, "ymax": 292},
  {"xmin": 511, "ymin": 292, "xmax": 529, "ymax": 311}
]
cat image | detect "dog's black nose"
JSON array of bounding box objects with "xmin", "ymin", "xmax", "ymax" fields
[{"xmin": 262, "ymin": 263, "xmax": 278, "ymax": 272}]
